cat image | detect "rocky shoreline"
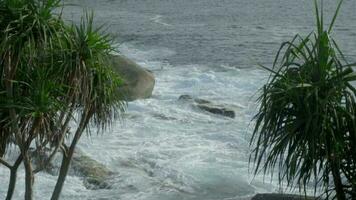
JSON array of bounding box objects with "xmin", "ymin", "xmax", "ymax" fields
[
  {"xmin": 252, "ymin": 193, "xmax": 317, "ymax": 200},
  {"xmin": 30, "ymin": 56, "xmax": 319, "ymax": 198}
]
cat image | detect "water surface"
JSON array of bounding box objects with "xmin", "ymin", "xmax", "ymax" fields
[{"xmin": 0, "ymin": 0, "xmax": 355, "ymax": 199}]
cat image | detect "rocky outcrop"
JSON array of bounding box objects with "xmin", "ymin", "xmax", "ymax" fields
[
  {"xmin": 196, "ymin": 104, "xmax": 235, "ymax": 118},
  {"xmin": 110, "ymin": 55, "xmax": 155, "ymax": 101},
  {"xmin": 71, "ymin": 150, "xmax": 114, "ymax": 190},
  {"xmin": 252, "ymin": 193, "xmax": 317, "ymax": 200},
  {"xmin": 178, "ymin": 95, "xmax": 236, "ymax": 118},
  {"xmin": 30, "ymin": 149, "xmax": 114, "ymax": 190}
]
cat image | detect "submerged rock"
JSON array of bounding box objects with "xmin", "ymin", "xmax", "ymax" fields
[
  {"xmin": 196, "ymin": 104, "xmax": 235, "ymax": 118},
  {"xmin": 71, "ymin": 150, "xmax": 114, "ymax": 190},
  {"xmin": 110, "ymin": 55, "xmax": 155, "ymax": 101},
  {"xmin": 252, "ymin": 193, "xmax": 317, "ymax": 200},
  {"xmin": 178, "ymin": 95, "xmax": 236, "ymax": 118},
  {"xmin": 30, "ymin": 148, "xmax": 114, "ymax": 190}
]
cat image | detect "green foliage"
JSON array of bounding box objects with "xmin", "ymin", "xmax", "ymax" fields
[
  {"xmin": 68, "ymin": 13, "xmax": 125, "ymax": 131},
  {"xmin": 0, "ymin": 0, "xmax": 67, "ymax": 156},
  {"xmin": 251, "ymin": 0, "xmax": 356, "ymax": 198},
  {"xmin": 0, "ymin": 0, "xmax": 126, "ymax": 198}
]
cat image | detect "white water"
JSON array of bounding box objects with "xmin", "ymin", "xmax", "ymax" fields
[
  {"xmin": 1, "ymin": 0, "xmax": 355, "ymax": 199},
  {"xmin": 0, "ymin": 44, "xmax": 277, "ymax": 200}
]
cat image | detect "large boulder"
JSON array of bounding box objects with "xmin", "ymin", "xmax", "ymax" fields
[
  {"xmin": 110, "ymin": 55, "xmax": 155, "ymax": 101},
  {"xmin": 178, "ymin": 95, "xmax": 236, "ymax": 118},
  {"xmin": 252, "ymin": 193, "xmax": 317, "ymax": 200}
]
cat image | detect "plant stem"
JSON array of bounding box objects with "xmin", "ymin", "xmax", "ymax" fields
[
  {"xmin": 0, "ymin": 158, "xmax": 12, "ymax": 169},
  {"xmin": 34, "ymin": 101, "xmax": 75, "ymax": 174},
  {"xmin": 24, "ymin": 154, "xmax": 34, "ymax": 200},
  {"xmin": 51, "ymin": 110, "xmax": 91, "ymax": 200},
  {"xmin": 6, "ymin": 155, "xmax": 23, "ymax": 200},
  {"xmin": 50, "ymin": 148, "xmax": 69, "ymax": 200}
]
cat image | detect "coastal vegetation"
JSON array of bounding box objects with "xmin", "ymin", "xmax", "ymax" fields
[
  {"xmin": 0, "ymin": 0, "xmax": 355, "ymax": 199},
  {"xmin": 0, "ymin": 0, "xmax": 125, "ymax": 199},
  {"xmin": 251, "ymin": 0, "xmax": 356, "ymax": 199}
]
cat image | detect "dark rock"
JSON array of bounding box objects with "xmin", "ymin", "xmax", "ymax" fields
[
  {"xmin": 178, "ymin": 94, "xmax": 194, "ymax": 101},
  {"xmin": 194, "ymin": 98, "xmax": 211, "ymax": 104},
  {"xmin": 110, "ymin": 55, "xmax": 155, "ymax": 101},
  {"xmin": 71, "ymin": 150, "xmax": 114, "ymax": 190},
  {"xmin": 30, "ymin": 148, "xmax": 114, "ymax": 190},
  {"xmin": 197, "ymin": 104, "xmax": 235, "ymax": 118},
  {"xmin": 178, "ymin": 95, "xmax": 211, "ymax": 104},
  {"xmin": 252, "ymin": 193, "xmax": 317, "ymax": 200},
  {"xmin": 178, "ymin": 95, "xmax": 236, "ymax": 118}
]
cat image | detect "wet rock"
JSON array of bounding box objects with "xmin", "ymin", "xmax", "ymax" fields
[
  {"xmin": 178, "ymin": 94, "xmax": 195, "ymax": 102},
  {"xmin": 196, "ymin": 104, "xmax": 235, "ymax": 118},
  {"xmin": 71, "ymin": 150, "xmax": 114, "ymax": 190},
  {"xmin": 110, "ymin": 55, "xmax": 155, "ymax": 101},
  {"xmin": 30, "ymin": 148, "xmax": 114, "ymax": 190},
  {"xmin": 178, "ymin": 95, "xmax": 235, "ymax": 118},
  {"xmin": 252, "ymin": 193, "xmax": 317, "ymax": 200}
]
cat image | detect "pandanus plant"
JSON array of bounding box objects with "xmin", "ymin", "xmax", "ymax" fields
[
  {"xmin": 251, "ymin": 0, "xmax": 356, "ymax": 199},
  {"xmin": 0, "ymin": 0, "xmax": 125, "ymax": 199}
]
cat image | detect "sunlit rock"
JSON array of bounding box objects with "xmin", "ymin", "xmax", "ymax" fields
[{"xmin": 110, "ymin": 55, "xmax": 155, "ymax": 101}]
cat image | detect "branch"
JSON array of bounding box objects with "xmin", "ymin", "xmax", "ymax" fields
[
  {"xmin": 0, "ymin": 158, "xmax": 12, "ymax": 169},
  {"xmin": 34, "ymin": 106, "xmax": 74, "ymax": 174},
  {"xmin": 61, "ymin": 144, "xmax": 69, "ymax": 158},
  {"xmin": 12, "ymin": 154, "xmax": 23, "ymax": 169}
]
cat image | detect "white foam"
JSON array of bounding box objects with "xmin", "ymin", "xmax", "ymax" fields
[
  {"xmin": 150, "ymin": 15, "xmax": 173, "ymax": 27},
  {"xmin": 0, "ymin": 43, "xmax": 276, "ymax": 200}
]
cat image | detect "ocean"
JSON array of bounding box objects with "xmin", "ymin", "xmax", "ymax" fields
[{"xmin": 0, "ymin": 0, "xmax": 355, "ymax": 199}]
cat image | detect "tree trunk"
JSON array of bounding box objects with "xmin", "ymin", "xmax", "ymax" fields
[
  {"xmin": 23, "ymin": 154, "xmax": 34, "ymax": 200},
  {"xmin": 34, "ymin": 106, "xmax": 74, "ymax": 174},
  {"xmin": 331, "ymin": 161, "xmax": 346, "ymax": 200},
  {"xmin": 50, "ymin": 149, "xmax": 71, "ymax": 200},
  {"xmin": 51, "ymin": 112, "xmax": 90, "ymax": 200},
  {"xmin": 6, "ymin": 168, "xmax": 18, "ymax": 200},
  {"xmin": 6, "ymin": 155, "xmax": 23, "ymax": 200}
]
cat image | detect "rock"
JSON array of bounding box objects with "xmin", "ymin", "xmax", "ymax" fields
[
  {"xmin": 178, "ymin": 94, "xmax": 195, "ymax": 101},
  {"xmin": 110, "ymin": 55, "xmax": 155, "ymax": 101},
  {"xmin": 252, "ymin": 193, "xmax": 317, "ymax": 200},
  {"xmin": 30, "ymin": 148, "xmax": 114, "ymax": 190},
  {"xmin": 178, "ymin": 95, "xmax": 236, "ymax": 118},
  {"xmin": 71, "ymin": 150, "xmax": 114, "ymax": 190},
  {"xmin": 197, "ymin": 104, "xmax": 235, "ymax": 118}
]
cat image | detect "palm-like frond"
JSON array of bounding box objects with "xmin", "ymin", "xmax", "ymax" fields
[
  {"xmin": 0, "ymin": 0, "xmax": 125, "ymax": 153},
  {"xmin": 251, "ymin": 0, "xmax": 356, "ymax": 198},
  {"xmin": 0, "ymin": 1, "xmax": 126, "ymax": 199}
]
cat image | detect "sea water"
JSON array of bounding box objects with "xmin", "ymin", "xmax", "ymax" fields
[{"xmin": 1, "ymin": 0, "xmax": 355, "ymax": 199}]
